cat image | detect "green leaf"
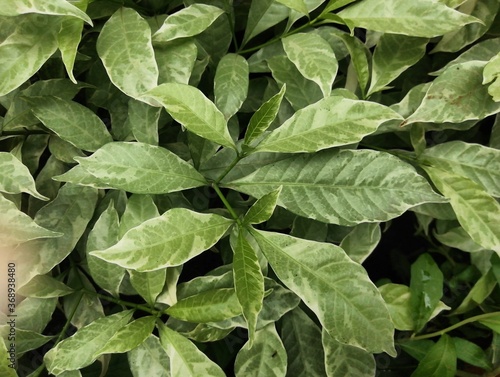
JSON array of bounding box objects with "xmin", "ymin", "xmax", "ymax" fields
[
  {"xmin": 281, "ymin": 307, "xmax": 326, "ymax": 377},
  {"xmin": 97, "ymin": 7, "xmax": 158, "ymax": 102},
  {"xmin": 484, "ymin": 52, "xmax": 500, "ymax": 102},
  {"xmin": 0, "ymin": 338, "xmax": 18, "ymax": 377},
  {"xmin": 0, "ymin": 152, "xmax": 48, "ymax": 200},
  {"xmin": 340, "ymin": 223, "xmax": 381, "ymax": 263},
  {"xmin": 119, "ymin": 194, "xmax": 160, "ymax": 237},
  {"xmin": 152, "ymin": 4, "xmax": 224, "ymax": 43},
  {"xmin": 129, "ymin": 269, "xmax": 166, "ymax": 307},
  {"xmin": 244, "ymin": 84, "xmax": 286, "ymax": 146},
  {"xmin": 155, "ymin": 39, "xmax": 197, "ymax": 85},
  {"xmin": 157, "ymin": 321, "xmax": 225, "ymax": 377},
  {"xmin": 423, "ymin": 166, "xmax": 500, "ymax": 253},
  {"xmin": 127, "ymin": 335, "xmax": 171, "ymax": 377},
  {"xmin": 251, "ymin": 229, "xmax": 396, "ymax": 355},
  {"xmin": 322, "ymin": 328, "xmax": 376, "ymax": 377},
  {"xmin": 409, "ymin": 254, "xmax": 444, "ymax": 332},
  {"xmin": 126, "ymin": 99, "xmax": 161, "ymax": 146},
  {"xmin": 338, "ymin": 0, "xmax": 481, "ymax": 38},
  {"xmin": 234, "ymin": 323, "xmax": 287, "ymax": 377},
  {"xmin": 0, "ymin": 0, "xmax": 92, "ymax": 24},
  {"xmin": 0, "ymin": 194, "xmax": 62, "ymax": 246},
  {"xmin": 276, "ymin": 0, "xmax": 308, "ymax": 14},
  {"xmin": 282, "ymin": 33, "xmax": 337, "ymax": 98},
  {"xmin": 74, "ymin": 142, "xmax": 206, "ymax": 194},
  {"xmin": 90, "ymin": 208, "xmax": 234, "ymax": 271},
  {"xmin": 405, "ymin": 61, "xmax": 500, "ymax": 125},
  {"xmin": 166, "ymin": 288, "xmax": 242, "ymax": 323},
  {"xmin": 214, "ymin": 53, "xmax": 249, "ymax": 120},
  {"xmin": 44, "ymin": 310, "xmax": 134, "ymax": 375},
  {"xmin": 10, "ymin": 297, "xmax": 57, "ymax": 333},
  {"xmin": 0, "ymin": 327, "xmax": 53, "ymax": 356},
  {"xmin": 411, "ymin": 335, "xmax": 456, "ymax": 377},
  {"xmin": 453, "ymin": 337, "xmax": 493, "ymax": 371},
  {"xmin": 229, "ymin": 149, "xmax": 444, "ymax": 226},
  {"xmin": 25, "ymin": 96, "xmax": 112, "ymax": 152},
  {"xmin": 434, "ymin": 226, "xmax": 484, "ymax": 252},
  {"xmin": 97, "ymin": 316, "xmax": 156, "ymax": 355},
  {"xmin": 419, "ymin": 141, "xmax": 500, "ymax": 198},
  {"xmin": 244, "ymin": 187, "xmax": 282, "ymax": 225},
  {"xmin": 453, "ymin": 269, "xmax": 497, "ymax": 314},
  {"xmin": 17, "ymin": 275, "xmax": 73, "ymax": 298},
  {"xmin": 368, "ymin": 34, "xmax": 428, "ymax": 96},
  {"xmin": 143, "ymin": 83, "xmax": 236, "ymax": 149},
  {"xmin": 230, "ymin": 229, "xmax": 265, "ymax": 344},
  {"xmin": 255, "ymin": 97, "xmax": 402, "ymax": 153},
  {"xmin": 243, "ymin": 0, "xmax": 289, "ymax": 46}
]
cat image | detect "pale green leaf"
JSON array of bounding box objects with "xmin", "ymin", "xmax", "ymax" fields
[
  {"xmin": 97, "ymin": 316, "xmax": 156, "ymax": 355},
  {"xmin": 143, "ymin": 83, "xmax": 236, "ymax": 149},
  {"xmin": 340, "ymin": 223, "xmax": 381, "ymax": 263},
  {"xmin": 409, "ymin": 254, "xmax": 444, "ymax": 332},
  {"xmin": 419, "ymin": 141, "xmax": 500, "ymax": 197},
  {"xmin": 484, "ymin": 52, "xmax": 500, "ymax": 102},
  {"xmin": 155, "ymin": 39, "xmax": 197, "ymax": 85},
  {"xmin": 53, "ymin": 165, "xmax": 112, "ymax": 189},
  {"xmin": 478, "ymin": 313, "xmax": 500, "ymax": 333},
  {"xmin": 255, "ymin": 97, "xmax": 402, "ymax": 153},
  {"xmin": 44, "ymin": 310, "xmax": 134, "ymax": 375},
  {"xmin": 17, "ymin": 185, "xmax": 97, "ymax": 287},
  {"xmin": 0, "ymin": 152, "xmax": 48, "ymax": 200},
  {"xmin": 453, "ymin": 337, "xmax": 493, "ymax": 371},
  {"xmin": 130, "ymin": 269, "xmax": 166, "ymax": 307},
  {"xmin": 281, "ymin": 307, "xmax": 326, "ymax": 377},
  {"xmin": 322, "ymin": 329, "xmax": 376, "ymax": 377},
  {"xmin": 234, "ymin": 323, "xmax": 287, "ymax": 377},
  {"xmin": 0, "ymin": 338, "xmax": 18, "ymax": 377},
  {"xmin": 119, "ymin": 194, "xmax": 160, "ymax": 237},
  {"xmin": 411, "ymin": 335, "xmax": 456, "ymax": 377},
  {"xmin": 368, "ymin": 34, "xmax": 428, "ymax": 96},
  {"xmin": 48, "ymin": 136, "xmax": 85, "ymax": 164},
  {"xmin": 244, "ymin": 84, "xmax": 286, "ymax": 146},
  {"xmin": 244, "ymin": 186, "xmax": 282, "ymax": 224},
  {"xmin": 18, "ymin": 275, "xmax": 73, "ymax": 298},
  {"xmin": 230, "ymin": 229, "xmax": 265, "ymax": 344},
  {"xmin": 11, "ymin": 297, "xmax": 57, "ymax": 333},
  {"xmin": 251, "ymin": 229, "xmax": 396, "ymax": 355},
  {"xmin": 127, "ymin": 335, "xmax": 171, "ymax": 377},
  {"xmin": 0, "ymin": 0, "xmax": 91, "ymax": 23},
  {"xmin": 434, "ymin": 226, "xmax": 485, "ymax": 252},
  {"xmin": 276, "ymin": 0, "xmax": 308, "ymax": 14},
  {"xmin": 126, "ymin": 99, "xmax": 161, "ymax": 146},
  {"xmin": 423, "ymin": 166, "xmax": 500, "ymax": 253},
  {"xmin": 157, "ymin": 321, "xmax": 225, "ymax": 377},
  {"xmin": 156, "ymin": 266, "xmax": 183, "ymax": 307},
  {"xmin": 167, "ymin": 288, "xmax": 241, "ymax": 323},
  {"xmin": 243, "ymin": 0, "xmax": 289, "ymax": 46},
  {"xmin": 267, "ymin": 55, "xmax": 323, "ymax": 110},
  {"xmin": 214, "ymin": 53, "xmax": 249, "ymax": 120},
  {"xmin": 152, "ymin": 4, "xmax": 224, "ymax": 43},
  {"xmin": 0, "ymin": 327, "xmax": 53, "ymax": 356},
  {"xmin": 90, "ymin": 208, "xmax": 234, "ymax": 271},
  {"xmin": 97, "ymin": 7, "xmax": 158, "ymax": 101},
  {"xmin": 25, "ymin": 96, "xmax": 112, "ymax": 152},
  {"xmin": 282, "ymin": 33, "xmax": 337, "ymax": 98},
  {"xmin": 0, "ymin": 194, "xmax": 61, "ymax": 246},
  {"xmin": 338, "ymin": 0, "xmax": 481, "ymax": 38},
  {"xmin": 229, "ymin": 149, "xmax": 444, "ymax": 226},
  {"xmin": 405, "ymin": 61, "xmax": 500, "ymax": 125},
  {"xmin": 74, "ymin": 142, "xmax": 206, "ymax": 194},
  {"xmin": 453, "ymin": 269, "xmax": 497, "ymax": 314}
]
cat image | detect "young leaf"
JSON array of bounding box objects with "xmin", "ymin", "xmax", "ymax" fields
[
  {"xmin": 255, "ymin": 97, "xmax": 402, "ymax": 153},
  {"xmin": 0, "ymin": 0, "xmax": 92, "ymax": 24},
  {"xmin": 127, "ymin": 335, "xmax": 171, "ymax": 377},
  {"xmin": 44, "ymin": 310, "xmax": 134, "ymax": 375},
  {"xmin": 282, "ymin": 33, "xmax": 337, "ymax": 98},
  {"xmin": 143, "ymin": 83, "xmax": 236, "ymax": 149},
  {"xmin": 0, "ymin": 152, "xmax": 49, "ymax": 200},
  {"xmin": 97, "ymin": 316, "xmax": 156, "ymax": 355},
  {"xmin": 423, "ymin": 166, "xmax": 500, "ymax": 253},
  {"xmin": 157, "ymin": 321, "xmax": 225, "ymax": 377},
  {"xmin": 244, "ymin": 84, "xmax": 286, "ymax": 146},
  {"xmin": 152, "ymin": 4, "xmax": 224, "ymax": 43},
  {"xmin": 230, "ymin": 229, "xmax": 265, "ymax": 344},
  {"xmin": 340, "ymin": 223, "xmax": 381, "ymax": 263},
  {"xmin": 0, "ymin": 194, "xmax": 62, "ymax": 246},
  {"xmin": 368, "ymin": 34, "xmax": 428, "ymax": 96},
  {"xmin": 409, "ymin": 254, "xmax": 444, "ymax": 332},
  {"xmin": 25, "ymin": 96, "xmax": 112, "ymax": 152},
  {"xmin": 74, "ymin": 142, "xmax": 206, "ymax": 194},
  {"xmin": 322, "ymin": 328, "xmax": 376, "ymax": 377},
  {"xmin": 251, "ymin": 229, "xmax": 396, "ymax": 355},
  {"xmin": 244, "ymin": 186, "xmax": 282, "ymax": 225},
  {"xmin": 166, "ymin": 288, "xmax": 242, "ymax": 323},
  {"xmin": 97, "ymin": 7, "xmax": 158, "ymax": 102},
  {"xmin": 90, "ymin": 208, "xmax": 234, "ymax": 271},
  {"xmin": 338, "ymin": 0, "xmax": 481, "ymax": 38},
  {"xmin": 234, "ymin": 323, "xmax": 287, "ymax": 377},
  {"xmin": 228, "ymin": 149, "xmax": 445, "ymax": 226},
  {"xmin": 411, "ymin": 335, "xmax": 456, "ymax": 377},
  {"xmin": 281, "ymin": 307, "xmax": 326, "ymax": 377},
  {"xmin": 405, "ymin": 61, "xmax": 500, "ymax": 125},
  {"xmin": 214, "ymin": 53, "xmax": 249, "ymax": 120}
]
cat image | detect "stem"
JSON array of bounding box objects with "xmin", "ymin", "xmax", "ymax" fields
[
  {"xmin": 215, "ymin": 154, "xmax": 242, "ymax": 184},
  {"xmin": 409, "ymin": 312, "xmax": 500, "ymax": 340},
  {"xmin": 212, "ymin": 182, "xmax": 241, "ymax": 225}
]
